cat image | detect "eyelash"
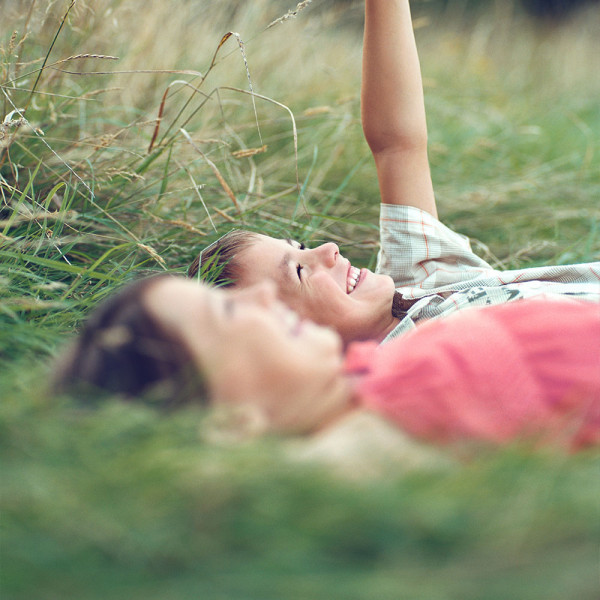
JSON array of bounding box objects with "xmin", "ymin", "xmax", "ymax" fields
[{"xmin": 296, "ymin": 242, "xmax": 306, "ymax": 281}]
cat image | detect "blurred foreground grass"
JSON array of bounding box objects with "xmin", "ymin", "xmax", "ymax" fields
[
  {"xmin": 3, "ymin": 369, "xmax": 600, "ymax": 600},
  {"xmin": 1, "ymin": 1, "xmax": 599, "ymax": 598}
]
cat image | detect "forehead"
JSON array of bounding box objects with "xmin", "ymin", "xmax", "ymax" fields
[
  {"xmin": 237, "ymin": 234, "xmax": 294, "ymax": 288},
  {"xmin": 146, "ymin": 277, "xmax": 216, "ymax": 318}
]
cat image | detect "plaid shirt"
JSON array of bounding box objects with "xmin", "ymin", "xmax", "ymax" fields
[{"xmin": 376, "ymin": 204, "xmax": 600, "ymax": 342}]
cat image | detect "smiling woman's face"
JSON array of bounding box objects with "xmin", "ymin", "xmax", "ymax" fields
[
  {"xmin": 233, "ymin": 234, "xmax": 398, "ymax": 345},
  {"xmin": 143, "ymin": 277, "xmax": 351, "ymax": 433}
]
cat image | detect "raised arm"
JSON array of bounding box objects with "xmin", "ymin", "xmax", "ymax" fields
[{"xmin": 361, "ymin": 0, "xmax": 437, "ymax": 217}]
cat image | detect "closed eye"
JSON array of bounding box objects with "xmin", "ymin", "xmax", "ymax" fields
[
  {"xmin": 285, "ymin": 238, "xmax": 307, "ymax": 251},
  {"xmin": 223, "ymin": 298, "xmax": 235, "ymax": 316},
  {"xmin": 284, "ymin": 238, "xmax": 306, "ymax": 281}
]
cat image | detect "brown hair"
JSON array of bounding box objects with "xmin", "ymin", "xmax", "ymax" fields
[
  {"xmin": 54, "ymin": 275, "xmax": 207, "ymax": 408},
  {"xmin": 187, "ymin": 229, "xmax": 258, "ymax": 287}
]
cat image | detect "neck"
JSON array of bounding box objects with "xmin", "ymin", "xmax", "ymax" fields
[
  {"xmin": 343, "ymin": 315, "xmax": 399, "ymax": 347},
  {"xmin": 373, "ymin": 316, "xmax": 401, "ymax": 344},
  {"xmin": 370, "ymin": 291, "xmax": 417, "ymax": 343}
]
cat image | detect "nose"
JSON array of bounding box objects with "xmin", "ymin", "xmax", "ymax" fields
[{"xmin": 312, "ymin": 242, "xmax": 339, "ymax": 268}]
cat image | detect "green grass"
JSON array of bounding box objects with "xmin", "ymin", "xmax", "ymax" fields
[
  {"xmin": 3, "ymin": 377, "xmax": 600, "ymax": 600},
  {"xmin": 1, "ymin": 1, "xmax": 599, "ymax": 598}
]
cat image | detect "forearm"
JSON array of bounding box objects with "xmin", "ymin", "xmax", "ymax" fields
[{"xmin": 361, "ymin": 0, "xmax": 428, "ymax": 154}]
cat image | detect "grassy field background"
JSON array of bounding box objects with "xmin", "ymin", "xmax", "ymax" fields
[{"xmin": 1, "ymin": 0, "xmax": 599, "ymax": 598}]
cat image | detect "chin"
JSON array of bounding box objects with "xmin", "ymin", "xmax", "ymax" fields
[{"xmin": 353, "ymin": 278, "xmax": 392, "ymax": 300}]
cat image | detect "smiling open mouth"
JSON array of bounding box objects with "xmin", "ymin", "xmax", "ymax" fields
[{"xmin": 347, "ymin": 266, "xmax": 361, "ymax": 294}]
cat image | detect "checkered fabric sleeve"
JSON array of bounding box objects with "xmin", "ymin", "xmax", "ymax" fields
[
  {"xmin": 374, "ymin": 204, "xmax": 600, "ymax": 343},
  {"xmin": 376, "ymin": 204, "xmax": 494, "ymax": 288}
]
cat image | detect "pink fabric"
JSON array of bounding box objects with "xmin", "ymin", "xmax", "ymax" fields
[{"xmin": 346, "ymin": 299, "xmax": 600, "ymax": 449}]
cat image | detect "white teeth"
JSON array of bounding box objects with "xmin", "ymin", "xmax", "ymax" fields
[{"xmin": 346, "ymin": 266, "xmax": 361, "ymax": 294}]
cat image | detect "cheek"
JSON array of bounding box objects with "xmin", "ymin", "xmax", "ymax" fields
[
  {"xmin": 279, "ymin": 279, "xmax": 337, "ymax": 323},
  {"xmin": 211, "ymin": 348, "xmax": 291, "ymax": 406},
  {"xmin": 210, "ymin": 329, "xmax": 343, "ymax": 433},
  {"xmin": 306, "ymin": 273, "xmax": 346, "ymax": 309}
]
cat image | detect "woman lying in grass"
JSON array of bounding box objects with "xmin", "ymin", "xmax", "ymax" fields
[
  {"xmin": 56, "ymin": 274, "xmax": 600, "ymax": 452},
  {"xmin": 188, "ymin": 0, "xmax": 600, "ymax": 347}
]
